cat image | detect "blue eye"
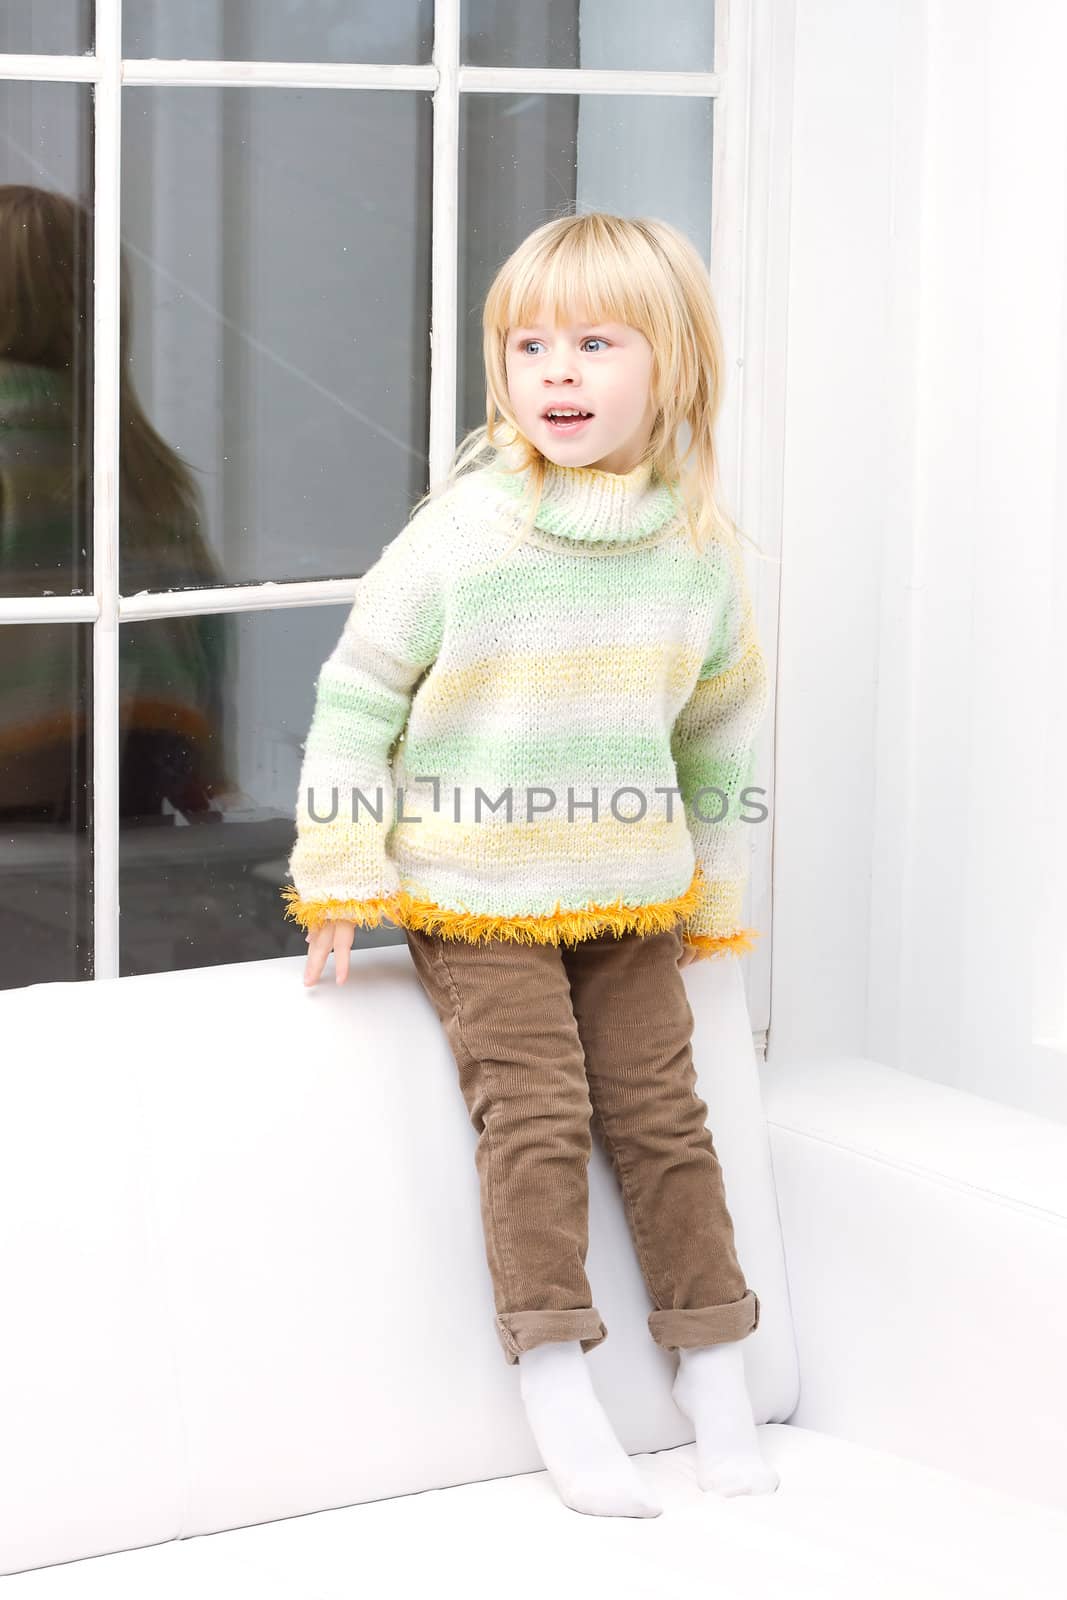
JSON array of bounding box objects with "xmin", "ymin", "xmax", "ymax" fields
[{"xmin": 518, "ymin": 337, "xmax": 609, "ymax": 354}]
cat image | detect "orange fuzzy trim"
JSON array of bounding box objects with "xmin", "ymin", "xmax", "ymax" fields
[
  {"xmin": 280, "ymin": 865, "xmax": 710, "ymax": 947},
  {"xmin": 279, "ymin": 884, "xmax": 403, "ymax": 934},
  {"xmin": 682, "ymin": 928, "xmax": 762, "ymax": 961}
]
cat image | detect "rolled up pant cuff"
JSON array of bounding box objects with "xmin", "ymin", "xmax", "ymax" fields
[
  {"xmin": 648, "ymin": 1289, "xmax": 760, "ymax": 1351},
  {"xmin": 495, "ymin": 1309, "xmax": 609, "ymax": 1365}
]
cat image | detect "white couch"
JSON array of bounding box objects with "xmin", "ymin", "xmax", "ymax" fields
[{"xmin": 2, "ymin": 948, "xmax": 1066, "ymax": 1596}]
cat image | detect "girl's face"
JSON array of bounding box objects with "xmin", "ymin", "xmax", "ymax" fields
[{"xmin": 504, "ymin": 310, "xmax": 658, "ymax": 475}]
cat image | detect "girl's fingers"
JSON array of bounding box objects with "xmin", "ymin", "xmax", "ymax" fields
[
  {"xmin": 304, "ymin": 922, "xmax": 335, "ymax": 987},
  {"xmin": 332, "ymin": 920, "xmax": 355, "ymax": 985},
  {"xmin": 303, "ymin": 921, "xmax": 359, "ymax": 986}
]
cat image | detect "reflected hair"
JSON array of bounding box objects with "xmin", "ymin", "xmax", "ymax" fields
[{"xmin": 0, "ymin": 183, "xmax": 216, "ymax": 569}]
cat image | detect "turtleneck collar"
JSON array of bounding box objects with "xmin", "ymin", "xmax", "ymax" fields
[{"xmin": 485, "ymin": 437, "xmax": 680, "ymax": 545}]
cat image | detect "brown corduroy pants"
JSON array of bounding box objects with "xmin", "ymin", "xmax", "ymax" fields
[{"xmin": 404, "ymin": 919, "xmax": 760, "ymax": 1366}]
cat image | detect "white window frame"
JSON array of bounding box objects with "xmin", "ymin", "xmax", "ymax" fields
[
  {"xmin": 1032, "ymin": 302, "xmax": 1067, "ymax": 1070},
  {"xmin": 0, "ymin": 0, "xmax": 793, "ymax": 1047}
]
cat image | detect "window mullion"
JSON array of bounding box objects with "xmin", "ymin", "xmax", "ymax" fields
[
  {"xmin": 428, "ymin": 0, "xmax": 460, "ymax": 491},
  {"xmin": 92, "ymin": 0, "xmax": 123, "ymax": 981},
  {"xmin": 0, "ymin": 54, "xmax": 98, "ymax": 83}
]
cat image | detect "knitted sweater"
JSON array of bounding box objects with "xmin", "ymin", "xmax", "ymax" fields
[
  {"xmin": 281, "ymin": 442, "xmax": 770, "ymax": 958},
  {"xmin": 0, "ymin": 357, "xmax": 232, "ymax": 812}
]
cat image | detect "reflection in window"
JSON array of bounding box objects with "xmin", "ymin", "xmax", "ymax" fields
[
  {"xmin": 0, "ymin": 623, "xmax": 92, "ymax": 988},
  {"xmin": 117, "ymin": 604, "xmax": 394, "ymax": 977},
  {"xmin": 121, "ymin": 86, "xmax": 433, "ymax": 590},
  {"xmin": 0, "ymin": 81, "xmax": 93, "ymax": 591},
  {"xmin": 461, "ymin": 0, "xmax": 714, "ymax": 73},
  {"xmin": 0, "ymin": 3, "xmax": 92, "ymax": 55},
  {"xmin": 0, "ymin": 85, "xmax": 94, "ymax": 990},
  {"xmin": 123, "ymin": 0, "xmax": 433, "ymax": 65}
]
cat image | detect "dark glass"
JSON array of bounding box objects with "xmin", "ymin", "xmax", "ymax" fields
[
  {"xmin": 461, "ymin": 0, "xmax": 714, "ymax": 72},
  {"xmin": 0, "ymin": 81, "xmax": 94, "ymax": 597},
  {"xmin": 119, "ymin": 86, "xmax": 433, "ymax": 592},
  {"xmin": 117, "ymin": 602, "xmax": 405, "ymax": 973},
  {"xmin": 0, "ymin": 622, "xmax": 92, "ymax": 989},
  {"xmin": 0, "ymin": 3, "xmax": 92, "ymax": 55},
  {"xmin": 457, "ymin": 93, "xmax": 714, "ymax": 436},
  {"xmin": 123, "ymin": 1, "xmax": 433, "ymax": 65}
]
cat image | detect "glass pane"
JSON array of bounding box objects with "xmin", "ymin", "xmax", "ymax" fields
[
  {"xmin": 0, "ymin": 81, "xmax": 94, "ymax": 598},
  {"xmin": 119, "ymin": 86, "xmax": 432, "ymax": 592},
  {"xmin": 457, "ymin": 92, "xmax": 714, "ymax": 435},
  {"xmin": 118, "ymin": 602, "xmax": 401, "ymax": 974},
  {"xmin": 0, "ymin": 622, "xmax": 92, "ymax": 989},
  {"xmin": 0, "ymin": 3, "xmax": 92, "ymax": 55},
  {"xmin": 123, "ymin": 1, "xmax": 433, "ymax": 65},
  {"xmin": 462, "ymin": 0, "xmax": 714, "ymax": 72}
]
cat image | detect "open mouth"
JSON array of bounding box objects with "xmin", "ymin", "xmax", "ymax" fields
[{"xmin": 543, "ymin": 409, "xmax": 594, "ymax": 433}]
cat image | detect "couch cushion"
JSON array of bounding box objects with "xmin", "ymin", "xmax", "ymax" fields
[
  {"xmin": 0, "ymin": 948, "xmax": 797, "ymax": 1574},
  {"xmin": 3, "ymin": 1425, "xmax": 1066, "ymax": 1598},
  {"xmin": 760, "ymin": 1054, "xmax": 1067, "ymax": 1510}
]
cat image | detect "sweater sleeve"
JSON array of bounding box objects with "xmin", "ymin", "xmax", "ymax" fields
[
  {"xmin": 280, "ymin": 508, "xmax": 444, "ymax": 934},
  {"xmin": 671, "ymin": 536, "xmax": 770, "ymax": 959}
]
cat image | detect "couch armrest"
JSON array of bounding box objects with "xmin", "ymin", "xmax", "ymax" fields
[{"xmin": 760, "ymin": 1055, "xmax": 1067, "ymax": 1513}]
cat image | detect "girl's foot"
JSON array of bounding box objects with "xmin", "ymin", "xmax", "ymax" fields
[
  {"xmin": 672, "ymin": 1338, "xmax": 780, "ymax": 1495},
  {"xmin": 518, "ymin": 1341, "xmax": 663, "ymax": 1517}
]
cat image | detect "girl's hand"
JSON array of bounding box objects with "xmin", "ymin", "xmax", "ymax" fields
[
  {"xmin": 677, "ymin": 942, "xmax": 701, "ymax": 970},
  {"xmin": 304, "ymin": 920, "xmax": 357, "ymax": 987}
]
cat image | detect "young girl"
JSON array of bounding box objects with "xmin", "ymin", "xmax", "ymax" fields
[
  {"xmin": 0, "ymin": 184, "xmax": 233, "ymax": 829},
  {"xmin": 282, "ymin": 212, "xmax": 777, "ymax": 1519}
]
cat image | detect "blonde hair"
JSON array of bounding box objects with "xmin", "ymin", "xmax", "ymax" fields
[
  {"xmin": 0, "ymin": 183, "xmax": 217, "ymax": 567},
  {"xmin": 412, "ymin": 210, "xmax": 769, "ymax": 562},
  {"xmin": 0, "ymin": 184, "xmax": 234, "ymax": 798}
]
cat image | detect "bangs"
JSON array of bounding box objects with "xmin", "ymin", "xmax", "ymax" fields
[{"xmin": 501, "ymin": 225, "xmax": 652, "ymax": 337}]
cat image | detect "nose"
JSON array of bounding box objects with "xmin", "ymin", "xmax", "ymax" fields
[{"xmin": 544, "ymin": 349, "xmax": 581, "ymax": 385}]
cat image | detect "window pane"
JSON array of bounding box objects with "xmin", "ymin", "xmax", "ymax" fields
[
  {"xmin": 123, "ymin": 1, "xmax": 433, "ymax": 65},
  {"xmin": 457, "ymin": 92, "xmax": 714, "ymax": 435},
  {"xmin": 0, "ymin": 622, "xmax": 92, "ymax": 989},
  {"xmin": 0, "ymin": 3, "xmax": 92, "ymax": 54},
  {"xmin": 461, "ymin": 0, "xmax": 714, "ymax": 72},
  {"xmin": 119, "ymin": 87, "xmax": 432, "ymax": 592},
  {"xmin": 117, "ymin": 603, "xmax": 402, "ymax": 974},
  {"xmin": 0, "ymin": 81, "xmax": 93, "ymax": 598}
]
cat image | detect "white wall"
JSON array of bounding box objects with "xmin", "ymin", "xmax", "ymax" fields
[
  {"xmin": 768, "ymin": 0, "xmax": 1067, "ymax": 1125},
  {"xmin": 768, "ymin": 0, "xmax": 907, "ymax": 1065}
]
